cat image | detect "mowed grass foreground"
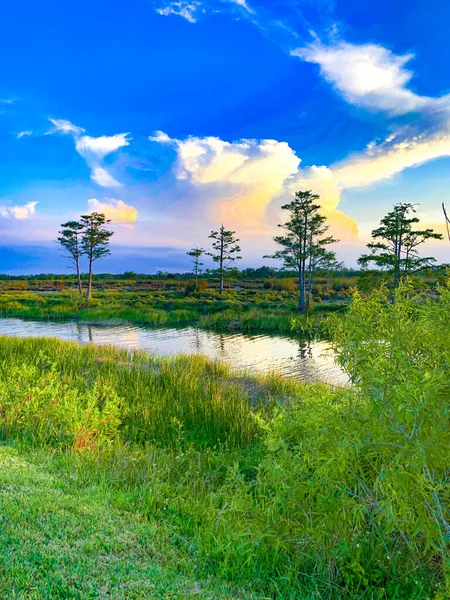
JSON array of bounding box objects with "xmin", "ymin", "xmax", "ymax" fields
[{"xmin": 0, "ymin": 285, "xmax": 449, "ymax": 598}]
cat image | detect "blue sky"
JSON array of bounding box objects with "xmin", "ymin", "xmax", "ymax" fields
[{"xmin": 1, "ymin": 0, "xmax": 449, "ymax": 273}]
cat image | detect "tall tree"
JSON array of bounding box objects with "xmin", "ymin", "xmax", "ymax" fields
[
  {"xmin": 358, "ymin": 203, "xmax": 442, "ymax": 283},
  {"xmin": 80, "ymin": 212, "xmax": 114, "ymax": 299},
  {"xmin": 57, "ymin": 220, "xmax": 85, "ymax": 296},
  {"xmin": 208, "ymin": 226, "xmax": 241, "ymax": 294},
  {"xmin": 264, "ymin": 190, "xmax": 337, "ymax": 312},
  {"xmin": 186, "ymin": 246, "xmax": 205, "ymax": 292}
]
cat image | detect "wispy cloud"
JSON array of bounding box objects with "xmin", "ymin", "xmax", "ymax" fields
[
  {"xmin": 0, "ymin": 201, "xmax": 38, "ymax": 219},
  {"xmin": 155, "ymin": 1, "xmax": 202, "ymax": 23},
  {"xmin": 87, "ymin": 198, "xmax": 138, "ymax": 223},
  {"xmin": 47, "ymin": 118, "xmax": 130, "ymax": 188},
  {"xmin": 47, "ymin": 118, "xmax": 85, "ymax": 136},
  {"xmin": 225, "ymin": 0, "xmax": 252, "ymax": 13},
  {"xmin": 292, "ymin": 41, "xmax": 440, "ymax": 116},
  {"xmin": 16, "ymin": 130, "xmax": 33, "ymax": 139},
  {"xmin": 90, "ymin": 167, "xmax": 123, "ymax": 188},
  {"xmin": 155, "ymin": 0, "xmax": 254, "ymax": 24},
  {"xmin": 0, "ymin": 98, "xmax": 14, "ymax": 105},
  {"xmin": 75, "ymin": 133, "xmax": 130, "ymax": 158}
]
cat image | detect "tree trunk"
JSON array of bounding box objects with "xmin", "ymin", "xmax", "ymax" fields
[
  {"xmin": 76, "ymin": 260, "xmax": 83, "ymax": 296},
  {"xmin": 219, "ymin": 234, "xmax": 224, "ymax": 294},
  {"xmin": 306, "ymin": 250, "xmax": 313, "ymax": 308},
  {"xmin": 394, "ymin": 236, "xmax": 401, "ymax": 285},
  {"xmin": 307, "ymin": 270, "xmax": 313, "ymax": 308},
  {"xmin": 86, "ymin": 256, "xmax": 93, "ymax": 299},
  {"xmin": 298, "ymin": 268, "xmax": 306, "ymax": 312}
]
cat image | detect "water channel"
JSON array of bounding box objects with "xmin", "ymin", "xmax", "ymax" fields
[{"xmin": 0, "ymin": 318, "xmax": 348, "ymax": 386}]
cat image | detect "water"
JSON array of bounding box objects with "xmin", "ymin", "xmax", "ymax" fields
[{"xmin": 0, "ymin": 318, "xmax": 348, "ymax": 386}]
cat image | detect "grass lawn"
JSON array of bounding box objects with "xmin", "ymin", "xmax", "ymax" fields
[{"xmin": 0, "ymin": 444, "xmax": 255, "ymax": 600}]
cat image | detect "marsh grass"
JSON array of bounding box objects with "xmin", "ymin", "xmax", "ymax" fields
[
  {"xmin": 0, "ymin": 289, "xmax": 344, "ymax": 334},
  {"xmin": 0, "ymin": 284, "xmax": 449, "ymax": 598}
]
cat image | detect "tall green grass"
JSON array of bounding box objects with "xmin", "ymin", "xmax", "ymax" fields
[
  {"xmin": 0, "ymin": 289, "xmax": 340, "ymax": 334},
  {"xmin": 0, "ymin": 283, "xmax": 448, "ymax": 598}
]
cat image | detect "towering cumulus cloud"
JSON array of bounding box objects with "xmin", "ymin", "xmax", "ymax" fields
[{"xmin": 150, "ymin": 131, "xmax": 360, "ymax": 239}]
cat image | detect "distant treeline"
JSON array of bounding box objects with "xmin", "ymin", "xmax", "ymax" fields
[{"xmin": 0, "ymin": 266, "xmax": 367, "ymax": 281}]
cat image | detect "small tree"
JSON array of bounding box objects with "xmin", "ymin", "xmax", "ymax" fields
[
  {"xmin": 186, "ymin": 247, "xmax": 205, "ymax": 292},
  {"xmin": 57, "ymin": 220, "xmax": 85, "ymax": 296},
  {"xmin": 80, "ymin": 212, "xmax": 114, "ymax": 299},
  {"xmin": 207, "ymin": 226, "xmax": 241, "ymax": 294},
  {"xmin": 265, "ymin": 190, "xmax": 337, "ymax": 312},
  {"xmin": 358, "ymin": 203, "xmax": 443, "ymax": 284}
]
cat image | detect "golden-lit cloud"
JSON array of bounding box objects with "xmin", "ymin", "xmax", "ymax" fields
[
  {"xmin": 0, "ymin": 201, "xmax": 38, "ymax": 219},
  {"xmin": 150, "ymin": 123, "xmax": 450, "ymax": 243},
  {"xmin": 333, "ymin": 131, "xmax": 450, "ymax": 188},
  {"xmin": 87, "ymin": 198, "xmax": 138, "ymax": 223},
  {"xmin": 151, "ymin": 131, "xmax": 361, "ymax": 239}
]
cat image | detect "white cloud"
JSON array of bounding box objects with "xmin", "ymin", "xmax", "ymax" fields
[
  {"xmin": 16, "ymin": 130, "xmax": 32, "ymax": 139},
  {"xmin": 292, "ymin": 41, "xmax": 438, "ymax": 116},
  {"xmin": 91, "ymin": 167, "xmax": 123, "ymax": 188},
  {"xmin": 87, "ymin": 198, "xmax": 138, "ymax": 223},
  {"xmin": 155, "ymin": 0, "xmax": 253, "ymax": 23},
  {"xmin": 224, "ymin": 0, "xmax": 253, "ymax": 12},
  {"xmin": 149, "ymin": 130, "xmax": 172, "ymax": 143},
  {"xmin": 47, "ymin": 118, "xmax": 85, "ymax": 136},
  {"xmin": 0, "ymin": 202, "xmax": 37, "ymax": 219},
  {"xmin": 75, "ymin": 133, "xmax": 130, "ymax": 158},
  {"xmin": 47, "ymin": 118, "xmax": 128, "ymax": 188},
  {"xmin": 155, "ymin": 1, "xmax": 201, "ymax": 23},
  {"xmin": 0, "ymin": 98, "xmax": 14, "ymax": 104},
  {"xmin": 151, "ymin": 131, "xmax": 325, "ymax": 234}
]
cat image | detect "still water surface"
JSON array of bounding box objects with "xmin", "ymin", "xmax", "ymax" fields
[{"xmin": 0, "ymin": 318, "xmax": 347, "ymax": 386}]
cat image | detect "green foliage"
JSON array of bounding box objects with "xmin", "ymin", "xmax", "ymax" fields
[
  {"xmin": 186, "ymin": 246, "xmax": 205, "ymax": 291},
  {"xmin": 80, "ymin": 212, "xmax": 114, "ymax": 299},
  {"xmin": 265, "ymin": 190, "xmax": 337, "ymax": 311},
  {"xmin": 57, "ymin": 220, "xmax": 84, "ymax": 295},
  {"xmin": 207, "ymin": 226, "xmax": 242, "ymax": 293},
  {"xmin": 358, "ymin": 203, "xmax": 443, "ymax": 282}
]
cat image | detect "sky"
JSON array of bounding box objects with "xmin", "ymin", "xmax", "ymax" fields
[{"xmin": 1, "ymin": 0, "xmax": 450, "ymax": 273}]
